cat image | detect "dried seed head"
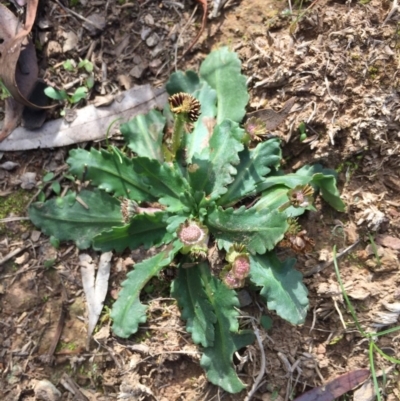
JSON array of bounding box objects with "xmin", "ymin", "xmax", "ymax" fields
[
  {"xmin": 288, "ymin": 184, "xmax": 314, "ymax": 208},
  {"xmin": 232, "ymin": 255, "xmax": 250, "ymax": 280},
  {"xmin": 121, "ymin": 199, "xmax": 139, "ymax": 223},
  {"xmin": 222, "ymin": 271, "xmax": 245, "ymax": 289},
  {"xmin": 244, "ymin": 117, "xmax": 267, "ymax": 141},
  {"xmin": 279, "ymin": 218, "xmax": 315, "ymax": 254},
  {"xmin": 169, "ymin": 92, "xmax": 201, "ymax": 122}
]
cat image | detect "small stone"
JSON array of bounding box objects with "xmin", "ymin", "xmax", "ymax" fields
[
  {"xmin": 148, "ymin": 59, "xmax": 162, "ymax": 74},
  {"xmin": 133, "ymin": 55, "xmax": 143, "ymax": 64},
  {"xmin": 129, "ymin": 64, "xmax": 147, "ymax": 79},
  {"xmin": 151, "ymin": 43, "xmax": 164, "ymax": 58},
  {"xmin": 141, "ymin": 26, "xmax": 152, "ymax": 41},
  {"xmin": 30, "ymin": 230, "xmax": 41, "ymax": 242},
  {"xmin": 117, "ymin": 74, "xmax": 131, "ymax": 90},
  {"xmin": 0, "ymin": 161, "xmax": 19, "ymax": 170},
  {"xmin": 62, "ymin": 31, "xmax": 78, "ymax": 53},
  {"xmin": 237, "ymin": 290, "xmax": 252, "ymax": 307},
  {"xmin": 146, "ymin": 32, "xmax": 160, "ymax": 47},
  {"xmin": 34, "ymin": 379, "xmax": 61, "ymax": 401},
  {"xmin": 83, "ymin": 13, "xmax": 106, "ymax": 36},
  {"xmin": 45, "ymin": 41, "xmax": 62, "ymax": 57},
  {"xmin": 20, "ymin": 172, "xmax": 37, "ymax": 190},
  {"xmin": 143, "ymin": 13, "xmax": 154, "ymax": 25},
  {"xmin": 15, "ymin": 252, "xmax": 29, "ymax": 265}
]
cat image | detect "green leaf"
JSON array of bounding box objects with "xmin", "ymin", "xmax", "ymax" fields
[
  {"xmin": 68, "ymin": 148, "xmax": 155, "ymax": 201},
  {"xmin": 249, "ymin": 253, "xmax": 309, "ymax": 324},
  {"xmin": 166, "ymin": 70, "xmax": 201, "ymax": 95},
  {"xmin": 63, "ymin": 59, "xmax": 75, "ymax": 71},
  {"xmin": 44, "ymin": 87, "xmax": 68, "ymax": 101},
  {"xmin": 260, "ymin": 315, "xmax": 273, "ymax": 330},
  {"xmin": 93, "ymin": 212, "xmax": 172, "ymax": 252},
  {"xmin": 188, "ymin": 120, "xmax": 244, "ymax": 199},
  {"xmin": 67, "ymin": 148, "xmax": 194, "ymax": 212},
  {"xmin": 311, "ymin": 173, "xmax": 345, "ymax": 212},
  {"xmin": 70, "ymin": 86, "xmax": 88, "ymax": 103},
  {"xmin": 198, "ymin": 264, "xmax": 254, "ymax": 393},
  {"xmin": 184, "ymin": 80, "xmax": 217, "ymax": 162},
  {"xmin": 111, "ymin": 242, "xmax": 182, "ymax": 338},
  {"xmin": 256, "ymin": 173, "xmax": 313, "ymax": 193},
  {"xmin": 255, "ymin": 185, "xmax": 311, "ymax": 218},
  {"xmin": 120, "ymin": 109, "xmax": 166, "ymax": 162},
  {"xmin": 43, "ymin": 172, "xmax": 55, "ymax": 182},
  {"xmin": 218, "ymin": 138, "xmax": 282, "ymax": 206},
  {"xmin": 78, "ymin": 59, "xmax": 94, "ymax": 73},
  {"xmin": 28, "ymin": 189, "xmax": 123, "ymax": 249},
  {"xmin": 257, "ymin": 164, "xmax": 345, "ymax": 212},
  {"xmin": 171, "ymin": 264, "xmax": 216, "ymax": 347},
  {"xmin": 199, "ymin": 47, "xmax": 248, "ymax": 124},
  {"xmin": 51, "ymin": 181, "xmax": 61, "ymax": 195},
  {"xmin": 49, "ymin": 236, "xmax": 60, "ymax": 249},
  {"xmin": 206, "ymin": 206, "xmax": 288, "ymax": 254},
  {"xmin": 85, "ymin": 75, "xmax": 94, "ymax": 89}
]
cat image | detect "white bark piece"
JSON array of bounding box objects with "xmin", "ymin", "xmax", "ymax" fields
[
  {"xmin": 80, "ymin": 252, "xmax": 113, "ymax": 347},
  {"xmin": 0, "ymin": 85, "xmax": 167, "ymax": 151}
]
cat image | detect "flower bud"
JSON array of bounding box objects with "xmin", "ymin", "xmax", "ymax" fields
[
  {"xmin": 222, "ymin": 270, "xmax": 245, "ymax": 289},
  {"xmin": 231, "ymin": 255, "xmax": 250, "ymax": 280},
  {"xmin": 178, "ymin": 220, "xmax": 209, "ymax": 259}
]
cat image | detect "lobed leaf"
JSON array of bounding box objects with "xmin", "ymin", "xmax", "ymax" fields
[
  {"xmin": 188, "ymin": 120, "xmax": 244, "ymax": 199},
  {"xmin": 294, "ymin": 164, "xmax": 345, "ymax": 211},
  {"xmin": 198, "ymin": 264, "xmax": 255, "ymax": 393},
  {"xmin": 111, "ymin": 241, "xmax": 182, "ymax": 338},
  {"xmin": 250, "ymin": 253, "xmax": 309, "ymax": 324},
  {"xmin": 171, "ymin": 264, "xmax": 216, "ymax": 347},
  {"xmin": 206, "ymin": 205, "xmax": 288, "ymax": 254},
  {"xmin": 28, "ymin": 189, "xmax": 123, "ymax": 249},
  {"xmin": 166, "ymin": 70, "xmax": 201, "ymax": 95},
  {"xmin": 218, "ymin": 139, "xmax": 282, "ymax": 206},
  {"xmin": 255, "ymin": 184, "xmax": 316, "ymax": 217},
  {"xmin": 67, "ymin": 148, "xmax": 194, "ymax": 212},
  {"xmin": 120, "ymin": 109, "xmax": 166, "ymax": 162},
  {"xmin": 199, "ymin": 47, "xmax": 248, "ymax": 124},
  {"xmin": 93, "ymin": 212, "xmax": 172, "ymax": 252}
]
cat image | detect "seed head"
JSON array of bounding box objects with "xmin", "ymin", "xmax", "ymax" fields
[
  {"xmin": 169, "ymin": 92, "xmax": 201, "ymax": 122},
  {"xmin": 244, "ymin": 117, "xmax": 267, "ymax": 141},
  {"xmin": 222, "ymin": 271, "xmax": 245, "ymax": 289},
  {"xmin": 120, "ymin": 199, "xmax": 139, "ymax": 223},
  {"xmin": 178, "ymin": 222, "xmax": 205, "ymax": 245},
  {"xmin": 232, "ymin": 255, "xmax": 250, "ymax": 280},
  {"xmin": 288, "ymin": 184, "xmax": 314, "ymax": 208}
]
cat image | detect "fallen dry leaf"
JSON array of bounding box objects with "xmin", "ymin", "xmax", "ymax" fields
[{"xmin": 293, "ymin": 369, "xmax": 370, "ymax": 401}]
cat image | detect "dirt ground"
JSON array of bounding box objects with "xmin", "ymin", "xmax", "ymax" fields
[{"xmin": 1, "ymin": 0, "xmax": 400, "ymax": 400}]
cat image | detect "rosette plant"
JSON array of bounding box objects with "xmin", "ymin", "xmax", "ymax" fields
[{"xmin": 29, "ymin": 48, "xmax": 345, "ymax": 393}]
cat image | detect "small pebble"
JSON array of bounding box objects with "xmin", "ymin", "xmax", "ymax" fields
[
  {"xmin": 34, "ymin": 379, "xmax": 61, "ymax": 401},
  {"xmin": 146, "ymin": 32, "xmax": 160, "ymax": 47}
]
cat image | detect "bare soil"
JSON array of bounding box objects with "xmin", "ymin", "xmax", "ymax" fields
[{"xmin": 1, "ymin": 0, "xmax": 400, "ymax": 400}]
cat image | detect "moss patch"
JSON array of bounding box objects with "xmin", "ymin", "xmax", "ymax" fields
[{"xmin": 0, "ymin": 189, "xmax": 31, "ymax": 235}]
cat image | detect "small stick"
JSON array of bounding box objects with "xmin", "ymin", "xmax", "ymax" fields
[
  {"xmin": 303, "ymin": 240, "xmax": 360, "ymax": 277},
  {"xmin": 178, "ymin": 0, "xmax": 207, "ymax": 62},
  {"xmin": 244, "ymin": 322, "xmax": 266, "ymax": 401}
]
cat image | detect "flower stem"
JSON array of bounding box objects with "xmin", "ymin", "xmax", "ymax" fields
[{"xmin": 171, "ymin": 116, "xmax": 185, "ymax": 158}]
